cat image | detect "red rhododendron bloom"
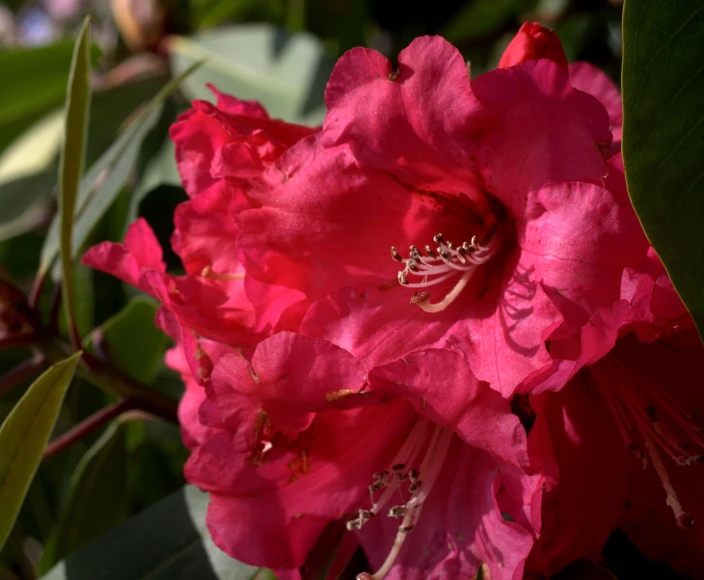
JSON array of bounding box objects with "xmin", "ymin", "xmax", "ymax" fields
[
  {"xmin": 235, "ymin": 29, "xmax": 646, "ymax": 397},
  {"xmin": 83, "ymin": 85, "xmax": 313, "ymax": 358},
  {"xmin": 81, "ymin": 21, "xmax": 656, "ymax": 580},
  {"xmin": 183, "ymin": 332, "xmax": 543, "ymax": 579},
  {"xmin": 527, "ymin": 251, "xmax": 704, "ymax": 576}
]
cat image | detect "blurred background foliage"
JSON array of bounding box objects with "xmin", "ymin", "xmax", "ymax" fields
[{"xmin": 1, "ymin": 1, "xmax": 677, "ymax": 579}]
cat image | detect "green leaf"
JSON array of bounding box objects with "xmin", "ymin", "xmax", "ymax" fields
[
  {"xmin": 0, "ymin": 171, "xmax": 55, "ymax": 243},
  {"xmin": 38, "ymin": 61, "xmax": 202, "ymax": 278},
  {"xmin": 41, "ymin": 486, "xmax": 261, "ymax": 580},
  {"xmin": 0, "ymin": 42, "xmax": 97, "ymax": 155},
  {"xmin": 442, "ymin": 0, "xmax": 520, "ymax": 44},
  {"xmin": 167, "ymin": 24, "xmax": 333, "ymax": 125},
  {"xmin": 59, "ymin": 18, "xmax": 92, "ymax": 345},
  {"xmin": 86, "ymin": 297, "xmax": 169, "ymax": 384},
  {"xmin": 0, "ymin": 352, "xmax": 81, "ymax": 551},
  {"xmin": 622, "ymin": 0, "xmax": 704, "ymax": 340},
  {"xmin": 39, "ymin": 421, "xmax": 128, "ymax": 573}
]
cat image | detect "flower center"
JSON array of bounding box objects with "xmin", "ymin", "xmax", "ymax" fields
[
  {"xmin": 347, "ymin": 417, "xmax": 454, "ymax": 579},
  {"xmin": 391, "ymin": 228, "xmax": 502, "ymax": 313},
  {"xmin": 591, "ymin": 349, "xmax": 704, "ymax": 529}
]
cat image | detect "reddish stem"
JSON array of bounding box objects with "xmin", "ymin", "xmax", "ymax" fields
[
  {"xmin": 0, "ymin": 355, "xmax": 48, "ymax": 398},
  {"xmin": 28, "ymin": 271, "xmax": 47, "ymax": 313},
  {"xmin": 43, "ymin": 398, "xmax": 136, "ymax": 460},
  {"xmin": 0, "ymin": 333, "xmax": 36, "ymax": 350}
]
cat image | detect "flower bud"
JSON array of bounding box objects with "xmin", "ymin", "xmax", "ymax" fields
[{"xmin": 498, "ymin": 21, "xmax": 568, "ymax": 72}]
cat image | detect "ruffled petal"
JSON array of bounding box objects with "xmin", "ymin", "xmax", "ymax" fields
[
  {"xmin": 323, "ymin": 36, "xmax": 492, "ymax": 199},
  {"xmin": 473, "ymin": 59, "xmax": 612, "ymax": 219},
  {"xmin": 237, "ymin": 136, "xmax": 473, "ymax": 300},
  {"xmin": 568, "ymin": 62, "xmax": 622, "ymax": 140}
]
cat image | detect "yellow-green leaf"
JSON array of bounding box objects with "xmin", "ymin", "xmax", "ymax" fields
[
  {"xmin": 0, "ymin": 352, "xmax": 81, "ymax": 551},
  {"xmin": 59, "ymin": 17, "xmax": 92, "ymax": 346}
]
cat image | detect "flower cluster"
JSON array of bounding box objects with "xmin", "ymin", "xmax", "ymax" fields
[{"xmin": 84, "ymin": 22, "xmax": 704, "ymax": 579}]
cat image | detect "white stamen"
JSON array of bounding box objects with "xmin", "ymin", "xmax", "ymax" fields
[
  {"xmin": 392, "ymin": 231, "xmax": 500, "ymax": 313},
  {"xmin": 351, "ymin": 421, "xmax": 455, "ymax": 579}
]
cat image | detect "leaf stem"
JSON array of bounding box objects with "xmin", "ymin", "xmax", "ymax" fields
[
  {"xmin": 43, "ymin": 398, "xmax": 135, "ymax": 460},
  {"xmin": 40, "ymin": 337, "xmax": 178, "ymax": 423},
  {"xmin": 0, "ymin": 355, "xmax": 48, "ymax": 398},
  {"xmin": 0, "ymin": 333, "xmax": 37, "ymax": 351}
]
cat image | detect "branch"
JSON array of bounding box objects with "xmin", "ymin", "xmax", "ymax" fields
[
  {"xmin": 0, "ymin": 355, "xmax": 48, "ymax": 398},
  {"xmin": 43, "ymin": 398, "xmax": 136, "ymax": 460}
]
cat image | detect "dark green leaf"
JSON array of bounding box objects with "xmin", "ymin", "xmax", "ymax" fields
[
  {"xmin": 59, "ymin": 18, "xmax": 92, "ymax": 345},
  {"xmin": 0, "ymin": 172, "xmax": 55, "ymax": 243},
  {"xmin": 442, "ymin": 0, "xmax": 519, "ymax": 44},
  {"xmin": 622, "ymin": 0, "xmax": 704, "ymax": 340},
  {"xmin": 38, "ymin": 61, "xmax": 202, "ymax": 278},
  {"xmin": 0, "ymin": 352, "xmax": 81, "ymax": 551},
  {"xmin": 86, "ymin": 297, "xmax": 169, "ymax": 384},
  {"xmin": 167, "ymin": 24, "xmax": 333, "ymax": 124},
  {"xmin": 41, "ymin": 486, "xmax": 261, "ymax": 580},
  {"xmin": 0, "ymin": 42, "xmax": 97, "ymax": 155},
  {"xmin": 39, "ymin": 421, "xmax": 128, "ymax": 572}
]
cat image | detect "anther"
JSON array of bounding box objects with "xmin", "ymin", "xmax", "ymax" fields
[
  {"xmin": 391, "ymin": 247, "xmax": 403, "ymax": 262},
  {"xmin": 399, "ymin": 525, "xmax": 415, "ymax": 533},
  {"xmin": 388, "ymin": 505, "xmax": 407, "ymax": 517},
  {"xmin": 392, "ymin": 463, "xmax": 405, "ymax": 471}
]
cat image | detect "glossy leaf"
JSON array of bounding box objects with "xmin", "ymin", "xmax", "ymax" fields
[
  {"xmin": 0, "ymin": 352, "xmax": 81, "ymax": 551},
  {"xmin": 86, "ymin": 297, "xmax": 169, "ymax": 384},
  {"xmin": 59, "ymin": 18, "xmax": 92, "ymax": 345},
  {"xmin": 167, "ymin": 24, "xmax": 333, "ymax": 124},
  {"xmin": 39, "ymin": 421, "xmax": 128, "ymax": 572},
  {"xmin": 41, "ymin": 486, "xmax": 261, "ymax": 580},
  {"xmin": 622, "ymin": 0, "xmax": 704, "ymax": 339}
]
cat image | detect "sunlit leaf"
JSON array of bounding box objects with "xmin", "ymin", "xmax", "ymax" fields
[
  {"xmin": 0, "ymin": 352, "xmax": 81, "ymax": 551},
  {"xmin": 167, "ymin": 24, "xmax": 333, "ymax": 125},
  {"xmin": 622, "ymin": 0, "xmax": 704, "ymax": 340}
]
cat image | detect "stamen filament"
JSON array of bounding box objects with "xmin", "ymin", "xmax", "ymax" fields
[{"xmin": 643, "ymin": 433, "xmax": 695, "ymax": 529}]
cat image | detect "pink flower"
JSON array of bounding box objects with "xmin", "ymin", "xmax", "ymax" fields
[
  {"xmin": 83, "ymin": 88, "xmax": 312, "ymax": 356},
  {"xmin": 235, "ymin": 28, "xmax": 647, "ymax": 397},
  {"xmin": 526, "ymin": 253, "xmax": 704, "ymax": 576},
  {"xmin": 185, "ymin": 332, "xmax": 544, "ymax": 579}
]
